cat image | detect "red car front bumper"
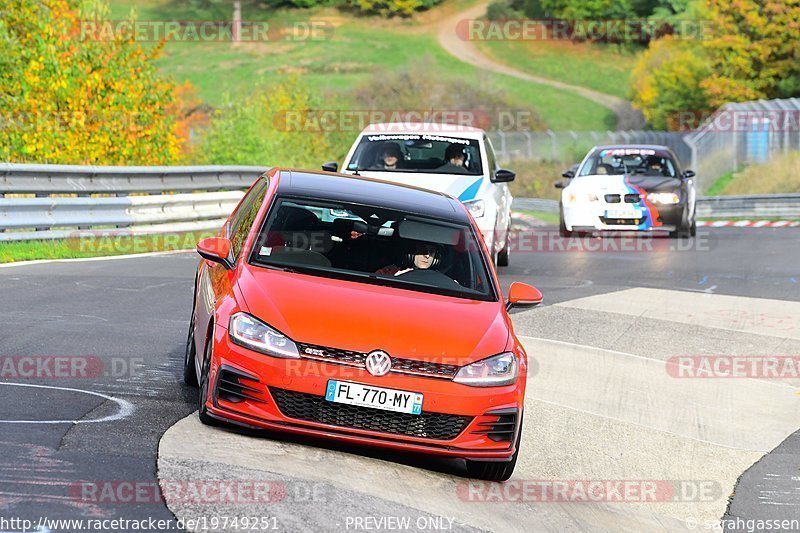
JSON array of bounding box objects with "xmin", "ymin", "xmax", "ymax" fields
[{"xmin": 204, "ymin": 325, "xmax": 526, "ymax": 460}]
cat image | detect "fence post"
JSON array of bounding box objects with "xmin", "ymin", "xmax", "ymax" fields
[
  {"xmin": 232, "ymin": 1, "xmax": 242, "ymax": 44},
  {"xmin": 524, "ymin": 131, "xmax": 533, "ymax": 159},
  {"xmin": 784, "ymin": 112, "xmax": 789, "ymax": 155},
  {"xmin": 547, "ymin": 130, "xmax": 556, "ymax": 161}
]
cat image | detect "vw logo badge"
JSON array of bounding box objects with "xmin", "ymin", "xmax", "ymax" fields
[{"xmin": 365, "ymin": 350, "xmax": 392, "ymax": 377}]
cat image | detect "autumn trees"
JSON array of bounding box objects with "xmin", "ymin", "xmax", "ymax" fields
[
  {"xmin": 631, "ymin": 0, "xmax": 800, "ymax": 129},
  {"xmin": 0, "ymin": 0, "xmax": 183, "ymax": 164}
]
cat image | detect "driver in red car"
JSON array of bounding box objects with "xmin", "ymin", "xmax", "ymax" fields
[{"xmin": 375, "ymin": 242, "xmax": 440, "ymax": 276}]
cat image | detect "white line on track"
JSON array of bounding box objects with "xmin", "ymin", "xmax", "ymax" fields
[
  {"xmin": 0, "ymin": 382, "xmax": 134, "ymax": 424},
  {"xmin": 0, "ymin": 249, "xmax": 193, "ymax": 269},
  {"xmin": 519, "ymin": 335, "xmax": 800, "ymax": 391}
]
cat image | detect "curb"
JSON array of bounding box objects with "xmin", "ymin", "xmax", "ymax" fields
[
  {"xmin": 697, "ymin": 220, "xmax": 800, "ymax": 228},
  {"xmin": 511, "ymin": 213, "xmax": 548, "ymax": 228}
]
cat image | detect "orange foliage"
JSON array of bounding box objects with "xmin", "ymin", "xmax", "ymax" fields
[{"xmin": 0, "ymin": 0, "xmax": 185, "ymax": 164}]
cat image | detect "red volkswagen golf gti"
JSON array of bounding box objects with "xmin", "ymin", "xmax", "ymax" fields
[{"xmin": 185, "ymin": 168, "xmax": 542, "ymax": 481}]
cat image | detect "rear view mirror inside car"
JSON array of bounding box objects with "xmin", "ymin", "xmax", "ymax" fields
[{"xmin": 397, "ymin": 218, "xmax": 462, "ymax": 246}]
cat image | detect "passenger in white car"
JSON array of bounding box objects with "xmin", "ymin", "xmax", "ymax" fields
[{"xmin": 437, "ymin": 143, "xmax": 470, "ymax": 174}]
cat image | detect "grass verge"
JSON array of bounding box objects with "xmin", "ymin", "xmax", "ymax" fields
[
  {"xmin": 0, "ymin": 231, "xmax": 212, "ymax": 263},
  {"xmin": 108, "ymin": 0, "xmax": 614, "ymax": 131},
  {"xmin": 514, "ymin": 209, "xmax": 559, "ymax": 225},
  {"xmin": 475, "ymin": 39, "xmax": 639, "ymax": 100},
  {"xmin": 705, "ymin": 153, "xmax": 800, "ymax": 195},
  {"xmin": 704, "ymin": 171, "xmax": 735, "ymax": 196},
  {"xmin": 508, "ymin": 160, "xmax": 564, "ymax": 199}
]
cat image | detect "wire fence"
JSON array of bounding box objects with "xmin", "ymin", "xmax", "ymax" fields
[
  {"xmin": 489, "ymin": 98, "xmax": 800, "ymax": 193},
  {"xmin": 684, "ymin": 98, "xmax": 800, "ymax": 190},
  {"xmin": 488, "ymin": 130, "xmax": 691, "ymax": 167}
]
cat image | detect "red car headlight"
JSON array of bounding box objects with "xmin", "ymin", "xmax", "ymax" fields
[
  {"xmin": 229, "ymin": 312, "xmax": 300, "ymax": 359},
  {"xmin": 454, "ymin": 352, "xmax": 518, "ymax": 387}
]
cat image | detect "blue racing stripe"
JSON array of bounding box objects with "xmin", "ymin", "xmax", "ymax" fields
[{"xmin": 458, "ymin": 178, "xmax": 483, "ymax": 202}]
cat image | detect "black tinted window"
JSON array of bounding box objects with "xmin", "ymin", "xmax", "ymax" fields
[
  {"xmin": 250, "ymin": 197, "xmax": 495, "ymax": 301},
  {"xmin": 229, "ymin": 178, "xmax": 268, "ymax": 259}
]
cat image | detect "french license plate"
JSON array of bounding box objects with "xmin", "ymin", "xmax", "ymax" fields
[
  {"xmin": 605, "ymin": 209, "xmax": 642, "ymax": 219},
  {"xmin": 325, "ymin": 380, "xmax": 423, "ymax": 415}
]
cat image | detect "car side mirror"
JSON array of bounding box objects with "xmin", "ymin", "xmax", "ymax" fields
[
  {"xmin": 554, "ymin": 181, "xmax": 566, "ymax": 189},
  {"xmin": 197, "ymin": 237, "xmax": 234, "ymax": 270},
  {"xmin": 561, "ymin": 169, "xmax": 575, "ymax": 178},
  {"xmin": 506, "ymin": 282, "xmax": 543, "ymax": 311},
  {"xmin": 492, "ymin": 169, "xmax": 516, "ymax": 183},
  {"xmin": 683, "ymin": 170, "xmax": 695, "ymax": 179},
  {"xmin": 322, "ymin": 161, "xmax": 339, "ymax": 173}
]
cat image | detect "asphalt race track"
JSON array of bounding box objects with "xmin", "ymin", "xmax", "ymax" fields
[{"xmin": 1, "ymin": 225, "xmax": 799, "ymax": 533}]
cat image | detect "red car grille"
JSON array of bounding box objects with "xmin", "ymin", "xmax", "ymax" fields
[
  {"xmin": 296, "ymin": 342, "xmax": 459, "ymax": 379},
  {"xmin": 269, "ymin": 388, "xmax": 472, "ymax": 440}
]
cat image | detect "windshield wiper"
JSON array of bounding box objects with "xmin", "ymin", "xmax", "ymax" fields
[{"xmin": 257, "ymin": 263, "xmax": 304, "ymax": 274}]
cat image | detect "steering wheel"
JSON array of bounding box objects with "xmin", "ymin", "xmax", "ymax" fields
[{"xmin": 395, "ymin": 268, "xmax": 460, "ymax": 287}]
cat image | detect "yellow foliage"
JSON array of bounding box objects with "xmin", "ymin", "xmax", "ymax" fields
[{"xmin": 0, "ymin": 0, "xmax": 184, "ymax": 165}]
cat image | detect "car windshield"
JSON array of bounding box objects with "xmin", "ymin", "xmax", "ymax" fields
[
  {"xmin": 249, "ymin": 197, "xmax": 495, "ymax": 301},
  {"xmin": 347, "ymin": 134, "xmax": 483, "ymax": 175},
  {"xmin": 579, "ymin": 148, "xmax": 677, "ymax": 178}
]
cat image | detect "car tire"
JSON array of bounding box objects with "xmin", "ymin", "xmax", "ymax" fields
[
  {"xmin": 559, "ymin": 206, "xmax": 572, "ymax": 238},
  {"xmin": 183, "ymin": 310, "xmax": 198, "ymax": 386},
  {"xmin": 198, "ymin": 336, "xmax": 223, "ymax": 427},
  {"xmin": 496, "ymin": 224, "xmax": 511, "ymax": 267},
  {"xmin": 669, "ymin": 209, "xmax": 693, "ymax": 239},
  {"xmin": 690, "ymin": 217, "xmax": 697, "ymax": 237},
  {"xmin": 465, "ymin": 417, "xmax": 523, "ymax": 482}
]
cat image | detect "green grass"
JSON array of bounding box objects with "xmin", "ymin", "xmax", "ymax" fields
[
  {"xmin": 475, "ymin": 39, "xmax": 640, "ymax": 100},
  {"xmin": 0, "ymin": 231, "xmax": 212, "ymax": 263},
  {"xmin": 701, "ymin": 216, "xmax": 799, "ymax": 222},
  {"xmin": 514, "ymin": 209, "xmax": 559, "ymax": 225},
  {"xmin": 508, "ymin": 160, "xmax": 565, "ymax": 199},
  {"xmin": 705, "ymin": 153, "xmax": 800, "ymax": 196},
  {"xmin": 704, "ymin": 171, "xmax": 735, "ymax": 196},
  {"xmin": 107, "ymin": 0, "xmax": 614, "ymax": 131}
]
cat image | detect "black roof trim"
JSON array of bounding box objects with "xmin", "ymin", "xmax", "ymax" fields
[{"xmin": 274, "ymin": 169, "xmax": 469, "ymax": 223}]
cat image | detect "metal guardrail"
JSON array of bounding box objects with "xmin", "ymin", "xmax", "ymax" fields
[
  {"xmin": 1, "ymin": 163, "xmax": 797, "ymax": 242},
  {"xmin": 0, "ymin": 191, "xmax": 245, "ymax": 241},
  {"xmin": 511, "ymin": 198, "xmax": 559, "ymax": 213},
  {"xmin": 695, "ymin": 193, "xmax": 800, "ymax": 219},
  {"xmin": 0, "ymin": 163, "xmax": 263, "ymax": 241},
  {"xmin": 0, "ymin": 163, "xmax": 266, "ymax": 194},
  {"xmin": 512, "ymin": 195, "xmax": 800, "ymax": 220}
]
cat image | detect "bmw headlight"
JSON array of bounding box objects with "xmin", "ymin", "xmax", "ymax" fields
[
  {"xmin": 464, "ymin": 199, "xmax": 485, "ymax": 218},
  {"xmin": 566, "ymin": 192, "xmax": 599, "ymax": 204},
  {"xmin": 229, "ymin": 312, "xmax": 299, "ymax": 359},
  {"xmin": 454, "ymin": 352, "xmax": 518, "ymax": 387},
  {"xmin": 647, "ymin": 192, "xmax": 680, "ymax": 204}
]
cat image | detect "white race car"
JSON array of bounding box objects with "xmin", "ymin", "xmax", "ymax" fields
[
  {"xmin": 557, "ymin": 145, "xmax": 697, "ymax": 238},
  {"xmin": 323, "ymin": 123, "xmax": 515, "ymax": 265}
]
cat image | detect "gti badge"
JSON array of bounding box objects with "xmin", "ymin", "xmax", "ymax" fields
[{"xmin": 365, "ymin": 350, "xmax": 392, "ymax": 377}]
